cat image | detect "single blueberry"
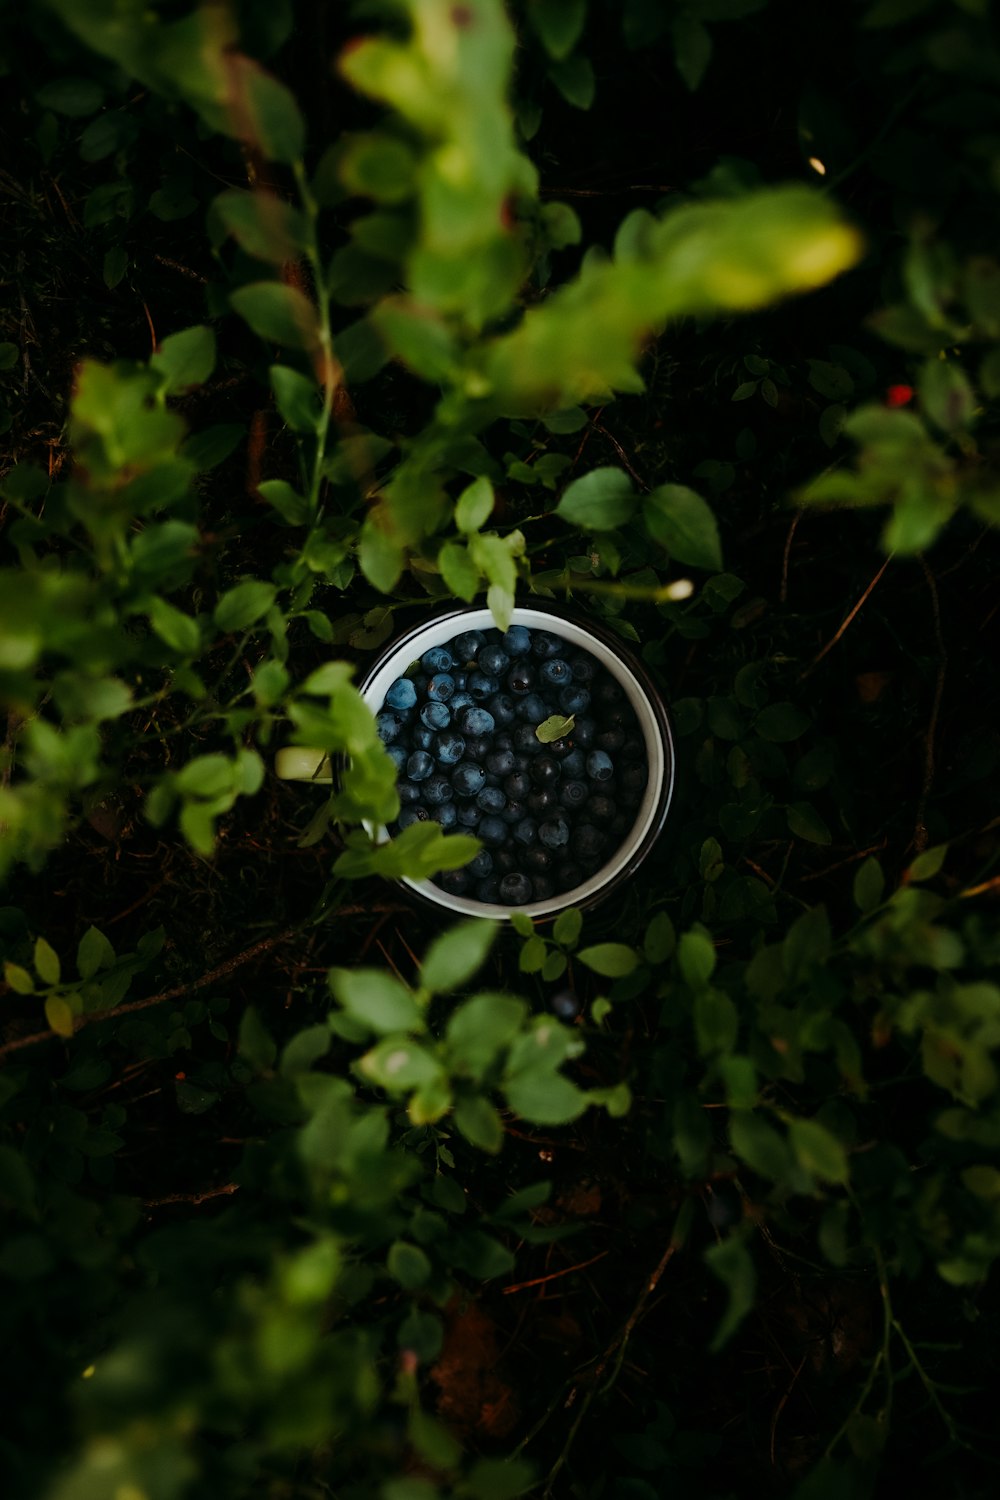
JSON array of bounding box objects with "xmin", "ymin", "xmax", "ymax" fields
[
  {"xmin": 594, "ymin": 677, "xmax": 624, "ymax": 708},
  {"xmin": 500, "ymin": 872, "xmax": 533, "ymax": 905},
  {"xmin": 398, "ymin": 780, "xmax": 421, "ymax": 805},
  {"xmin": 539, "ymin": 818, "xmax": 570, "ymax": 849},
  {"xmin": 596, "ymin": 728, "xmax": 626, "ymax": 754},
  {"xmin": 452, "ymin": 761, "xmax": 486, "ymax": 797},
  {"xmin": 587, "ymin": 749, "xmax": 614, "ymax": 782},
  {"xmin": 527, "ymin": 788, "xmax": 559, "ymax": 817},
  {"xmin": 476, "ymin": 785, "xmax": 506, "ymax": 814},
  {"xmin": 514, "ymin": 817, "xmax": 538, "ymax": 846},
  {"xmin": 531, "ymin": 630, "xmax": 562, "ymax": 660},
  {"xmin": 452, "ymin": 670, "xmax": 468, "ymax": 690},
  {"xmin": 551, "ymin": 990, "xmax": 580, "ymax": 1020},
  {"xmin": 483, "ymin": 772, "xmax": 502, "ymax": 788},
  {"xmin": 540, "ymin": 658, "xmax": 573, "ymax": 688},
  {"xmin": 412, "ymin": 725, "xmax": 435, "ymax": 752},
  {"xmin": 421, "ymin": 645, "xmax": 454, "ymax": 673},
  {"xmin": 555, "ymin": 862, "xmax": 583, "ymax": 892},
  {"xmin": 532, "ymin": 874, "xmax": 555, "ymax": 901},
  {"xmin": 427, "ymin": 672, "xmax": 456, "ymax": 702},
  {"xmin": 424, "ymin": 775, "xmax": 454, "ymax": 806},
  {"xmin": 386, "ymin": 744, "xmax": 408, "ymax": 771},
  {"xmin": 464, "ymin": 735, "xmax": 492, "ymax": 762},
  {"xmin": 561, "ymin": 749, "xmax": 585, "ymax": 779},
  {"xmin": 569, "ymin": 652, "xmax": 595, "ymax": 683},
  {"xmin": 487, "ymin": 693, "xmax": 517, "ymax": 726},
  {"xmin": 503, "ymin": 624, "xmax": 532, "ymax": 657},
  {"xmin": 559, "ymin": 685, "xmax": 591, "ymax": 717},
  {"xmin": 530, "ymin": 754, "xmax": 560, "ymax": 787},
  {"xmin": 512, "ymin": 723, "xmax": 543, "ymax": 755},
  {"xmin": 375, "ymin": 711, "xmax": 405, "ymax": 743},
  {"xmin": 468, "ymin": 849, "xmax": 494, "ymax": 879},
  {"xmin": 525, "ymin": 846, "xmax": 553, "ymax": 873},
  {"xmin": 622, "ymin": 733, "xmax": 646, "ymax": 761},
  {"xmin": 504, "ymin": 771, "xmax": 531, "ymax": 801},
  {"xmin": 610, "ymin": 812, "xmax": 632, "ymax": 838},
  {"xmin": 494, "ymin": 848, "xmax": 517, "ymax": 875},
  {"xmin": 506, "ymin": 663, "xmax": 535, "ymax": 695},
  {"xmin": 573, "ymin": 824, "xmax": 606, "ymax": 861},
  {"xmin": 385, "ymin": 677, "xmax": 418, "ymax": 711},
  {"xmin": 517, "ymin": 693, "xmax": 548, "ymax": 724},
  {"xmin": 558, "ymin": 780, "xmax": 589, "ymax": 811},
  {"xmin": 468, "ymin": 670, "xmax": 500, "ymax": 700},
  {"xmin": 476, "ymin": 875, "xmax": 502, "ymax": 903},
  {"xmin": 433, "ymin": 731, "xmax": 466, "ymax": 766},
  {"xmin": 478, "ymin": 815, "xmax": 507, "ymax": 846},
  {"xmin": 456, "ymin": 803, "xmax": 482, "ymax": 827},
  {"xmin": 458, "ymin": 706, "xmax": 495, "ymax": 737},
  {"xmin": 485, "ymin": 748, "xmax": 516, "ymax": 777},
  {"xmin": 501, "ymin": 800, "xmax": 526, "ymax": 825},
  {"xmin": 412, "ymin": 673, "xmax": 430, "ymax": 695},
  {"xmin": 398, "ymin": 806, "xmax": 430, "ymax": 829},
  {"xmin": 449, "ymin": 691, "xmax": 475, "ymax": 713},
  {"xmin": 439, "ymin": 867, "xmax": 469, "ymax": 896},
  {"xmin": 495, "ymin": 731, "xmax": 514, "ymax": 752},
  {"xmin": 420, "ymin": 700, "xmax": 451, "ymax": 731},
  {"xmin": 407, "ymin": 750, "xmax": 434, "ymax": 781},
  {"xmin": 548, "ymin": 737, "xmax": 574, "ymax": 759},
  {"xmin": 452, "ymin": 630, "xmax": 486, "ymax": 662},
  {"xmin": 431, "ymin": 803, "xmax": 458, "ymax": 829},
  {"xmin": 621, "ymin": 762, "xmax": 648, "ymax": 794},
  {"xmin": 478, "ymin": 645, "xmax": 510, "ymax": 677},
  {"xmin": 588, "ymin": 794, "xmax": 616, "ymax": 824},
  {"xmin": 484, "ymin": 627, "xmax": 504, "ymax": 644},
  {"xmin": 573, "ymin": 719, "xmax": 596, "ymax": 748}
]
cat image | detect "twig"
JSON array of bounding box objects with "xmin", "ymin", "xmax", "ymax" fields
[
  {"xmin": 590, "ymin": 421, "xmax": 648, "ymax": 491},
  {"xmin": 770, "ymin": 1355, "xmax": 807, "ymax": 1466},
  {"xmin": 913, "ymin": 556, "xmax": 946, "ymax": 856},
  {"xmin": 143, "ymin": 1182, "xmax": 240, "ymax": 1209},
  {"xmin": 502, "ymin": 1250, "xmax": 608, "ymax": 1295},
  {"xmin": 799, "ymin": 555, "xmax": 892, "ymax": 680},
  {"xmin": 799, "ymin": 837, "xmax": 888, "ymax": 883},
  {"xmin": 780, "ymin": 512, "xmax": 801, "ymax": 605}
]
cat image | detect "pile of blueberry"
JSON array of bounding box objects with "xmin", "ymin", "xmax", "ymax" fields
[{"xmin": 375, "ymin": 622, "xmax": 649, "ymax": 906}]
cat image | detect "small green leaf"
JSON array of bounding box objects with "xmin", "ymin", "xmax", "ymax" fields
[
  {"xmin": 556, "ymin": 467, "xmax": 635, "ymax": 530},
  {"xmin": 421, "ymin": 920, "xmax": 498, "ymax": 994},
  {"xmin": 455, "ymin": 476, "xmax": 494, "ymax": 533},
  {"xmin": 672, "ymin": 14, "xmax": 712, "ymax": 91},
  {"xmin": 387, "ymin": 1241, "xmax": 431, "ymax": 1289},
  {"xmin": 756, "ymin": 702, "xmax": 810, "ymax": 742},
  {"xmin": 359, "ymin": 516, "xmax": 404, "ymax": 593},
  {"xmin": 214, "ymin": 580, "xmax": 277, "ymax": 633},
  {"xmin": 329, "ymin": 968, "xmax": 422, "ymax": 1034},
  {"xmin": 505, "ymin": 1071, "xmax": 588, "ymax": 1125},
  {"xmin": 853, "ymin": 856, "xmax": 885, "ymax": 913},
  {"xmin": 908, "ymin": 845, "xmax": 947, "ymax": 882},
  {"xmin": 643, "ymin": 911, "xmax": 675, "ymax": 964},
  {"xmin": 548, "ymin": 53, "xmax": 595, "ymax": 109},
  {"xmin": 789, "ymin": 1117, "xmax": 849, "ymax": 1185},
  {"xmin": 36, "ymin": 77, "xmax": 104, "ymax": 117},
  {"xmin": 519, "ymin": 936, "xmax": 548, "ymax": 974},
  {"xmin": 706, "ymin": 1233, "xmax": 756, "ymax": 1351},
  {"xmin": 270, "ymin": 365, "xmax": 322, "ymax": 432},
  {"xmin": 4, "ymin": 963, "xmax": 34, "ymax": 995},
  {"xmin": 786, "ymin": 801, "xmax": 832, "ymax": 845},
  {"xmin": 148, "ymin": 597, "xmax": 201, "ymax": 656},
  {"xmin": 454, "ymin": 1096, "xmax": 504, "ymax": 1154},
  {"xmin": 438, "ymin": 542, "xmax": 480, "ymax": 602},
  {"xmin": 487, "ymin": 583, "xmax": 515, "ymax": 633},
  {"xmin": 230, "ymin": 282, "xmax": 319, "ymax": 351},
  {"xmin": 577, "ymin": 943, "xmax": 638, "ymax": 978},
  {"xmin": 238, "ymin": 1006, "xmax": 277, "ymax": 1071},
  {"xmin": 527, "ymin": 0, "xmax": 586, "ymax": 59},
  {"xmin": 360, "ymin": 1037, "xmax": 443, "ymax": 1091},
  {"xmin": 241, "ymin": 63, "xmax": 306, "ymax": 164},
  {"xmin": 536, "ymin": 714, "xmax": 575, "ymax": 744},
  {"xmin": 44, "ymin": 995, "xmax": 75, "ymax": 1039},
  {"xmin": 150, "ymin": 325, "xmax": 216, "ymax": 394},
  {"xmin": 76, "ymin": 926, "xmax": 114, "ymax": 981},
  {"xmin": 677, "ymin": 930, "xmax": 716, "ymax": 986},
  {"xmin": 644, "ymin": 484, "xmax": 722, "ymax": 570},
  {"xmin": 33, "ymin": 937, "xmax": 61, "ymax": 986},
  {"xmin": 552, "ymin": 907, "xmax": 582, "ymax": 949},
  {"xmin": 102, "ymin": 246, "xmax": 127, "ymax": 289}
]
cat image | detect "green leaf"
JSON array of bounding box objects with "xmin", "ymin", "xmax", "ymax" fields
[
  {"xmin": 76, "ymin": 926, "xmax": 114, "ymax": 981},
  {"xmin": 643, "ymin": 485, "xmax": 722, "ymax": 570},
  {"xmin": 214, "ymin": 580, "xmax": 277, "ymax": 633},
  {"xmin": 807, "ymin": 359, "xmax": 854, "ymax": 401},
  {"xmin": 756, "ymin": 702, "xmax": 810, "ymax": 742},
  {"xmin": 908, "ymin": 844, "xmax": 947, "ymax": 882},
  {"xmin": 556, "ymin": 467, "xmax": 636, "ymax": 530},
  {"xmin": 694, "ymin": 987, "xmax": 739, "ymax": 1055},
  {"xmin": 853, "ymin": 856, "xmax": 885, "ymax": 913},
  {"xmin": 464, "ymin": 1457, "xmax": 536, "ymax": 1500},
  {"xmin": 36, "ymin": 77, "xmax": 104, "ymax": 117},
  {"xmin": 241, "ymin": 64, "xmax": 306, "ymax": 164},
  {"xmin": 677, "ymin": 930, "xmax": 716, "ymax": 986},
  {"xmin": 455, "ymin": 476, "xmax": 495, "ymax": 533},
  {"xmin": 786, "ymin": 801, "xmax": 832, "ymax": 845},
  {"xmin": 536, "ymin": 714, "xmax": 575, "ymax": 744},
  {"xmin": 230, "ymin": 281, "xmax": 319, "ymax": 351},
  {"xmin": 33, "ymin": 936, "xmax": 61, "ymax": 986},
  {"xmin": 730, "ymin": 1113, "xmax": 791, "ymax": 1180},
  {"xmin": 552, "ymin": 907, "xmax": 582, "ymax": 949},
  {"xmin": 672, "ymin": 15, "xmax": 712, "ymax": 90},
  {"xmin": 258, "ymin": 479, "xmax": 309, "ymax": 525},
  {"xmin": 643, "ymin": 911, "xmax": 676, "ymax": 964},
  {"xmin": 3, "ymin": 963, "xmax": 34, "ymax": 996},
  {"xmin": 329, "ymin": 968, "xmax": 422, "ymax": 1034},
  {"xmin": 705, "ymin": 1234, "xmax": 756, "ymax": 1351},
  {"xmin": 487, "ymin": 582, "xmax": 515, "ymax": 634},
  {"xmin": 548, "ymin": 53, "xmax": 595, "ymax": 109},
  {"xmin": 519, "ymin": 936, "xmax": 547, "ymax": 974},
  {"xmin": 238, "ymin": 1006, "xmax": 277, "ymax": 1072},
  {"xmin": 438, "ymin": 542, "xmax": 480, "ymax": 602},
  {"xmin": 387, "ymin": 1241, "xmax": 431, "ymax": 1289},
  {"xmin": 183, "ymin": 423, "xmax": 244, "ymax": 471},
  {"xmin": 270, "ymin": 364, "xmax": 321, "ymax": 432},
  {"xmin": 148, "ymin": 597, "xmax": 201, "ymax": 656},
  {"xmin": 213, "ymin": 189, "xmax": 305, "ymax": 264},
  {"xmin": 150, "ymin": 325, "xmax": 216, "ymax": 394},
  {"xmin": 919, "ymin": 356, "xmax": 974, "ymax": 432},
  {"xmin": 576, "ymin": 943, "xmax": 638, "ymax": 978},
  {"xmin": 44, "ymin": 995, "xmax": 75, "ymax": 1039},
  {"xmin": 102, "ymin": 246, "xmax": 127, "ymax": 289},
  {"xmin": 505, "ymin": 1071, "xmax": 588, "ymax": 1124},
  {"xmin": 337, "ymin": 132, "xmax": 417, "ymax": 203},
  {"xmin": 359, "ymin": 1037, "xmax": 443, "ymax": 1091},
  {"xmin": 422, "ymin": 920, "xmax": 498, "ymax": 994},
  {"xmin": 454, "ymin": 1096, "xmax": 504, "ymax": 1153},
  {"xmin": 789, "ymin": 1117, "xmax": 849, "ymax": 1185},
  {"xmin": 359, "ymin": 516, "xmax": 405, "ymax": 593},
  {"xmin": 528, "ymin": 0, "xmax": 586, "ymax": 59}
]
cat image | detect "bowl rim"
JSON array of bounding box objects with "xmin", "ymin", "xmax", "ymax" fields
[{"xmin": 358, "ymin": 601, "xmax": 675, "ymax": 922}]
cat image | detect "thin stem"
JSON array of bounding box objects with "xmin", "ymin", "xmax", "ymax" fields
[{"xmin": 293, "ymin": 160, "xmax": 337, "ymax": 524}]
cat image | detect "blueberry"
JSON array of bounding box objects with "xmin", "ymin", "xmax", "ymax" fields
[
  {"xmin": 531, "ymin": 630, "xmax": 562, "ymax": 660},
  {"xmin": 386, "ymin": 744, "xmax": 408, "ymax": 771},
  {"xmin": 458, "ymin": 706, "xmax": 495, "ymax": 737},
  {"xmin": 539, "ymin": 818, "xmax": 570, "ymax": 849},
  {"xmin": 424, "ymin": 775, "xmax": 454, "ymax": 806},
  {"xmin": 479, "ymin": 644, "xmax": 511, "ymax": 676},
  {"xmin": 587, "ymin": 750, "xmax": 614, "ymax": 782},
  {"xmin": 486, "ymin": 748, "xmax": 516, "ymax": 777},
  {"xmin": 468, "ymin": 850, "xmax": 494, "ymax": 879},
  {"xmin": 433, "ymin": 731, "xmax": 466, "ymax": 766},
  {"xmin": 385, "ymin": 677, "xmax": 418, "ymax": 710},
  {"xmin": 561, "ymin": 749, "xmax": 585, "ymax": 779},
  {"xmin": 476, "ymin": 786, "xmax": 506, "ymax": 814},
  {"xmin": 551, "ymin": 990, "xmax": 580, "ymax": 1020},
  {"xmin": 412, "ymin": 673, "xmax": 430, "ymax": 695},
  {"xmin": 439, "ymin": 868, "xmax": 469, "ymax": 895},
  {"xmin": 569, "ymin": 653, "xmax": 595, "ymax": 683},
  {"xmin": 487, "ymin": 693, "xmax": 517, "ymax": 726},
  {"xmin": 421, "ymin": 646, "xmax": 454, "ymax": 673},
  {"xmin": 525, "ymin": 846, "xmax": 553, "ymax": 873},
  {"xmin": 527, "ymin": 788, "xmax": 559, "ymax": 817},
  {"xmin": 407, "ymin": 750, "xmax": 434, "ymax": 781},
  {"xmin": 596, "ymin": 728, "xmax": 626, "ymax": 754},
  {"xmin": 476, "ymin": 876, "xmax": 501, "ymax": 903},
  {"xmin": 452, "ymin": 761, "xmax": 486, "ymax": 797},
  {"xmin": 532, "ymin": 874, "xmax": 555, "ymax": 901},
  {"xmin": 452, "ymin": 630, "xmax": 486, "ymax": 662},
  {"xmin": 506, "ymin": 663, "xmax": 535, "ymax": 695},
  {"xmin": 456, "ymin": 803, "xmax": 482, "ymax": 827},
  {"xmin": 611, "ymin": 812, "xmax": 632, "ymax": 837},
  {"xmin": 594, "ymin": 677, "xmax": 624, "ymax": 708},
  {"xmin": 517, "ymin": 693, "xmax": 548, "ymax": 724},
  {"xmin": 501, "ymin": 800, "xmax": 526, "ymax": 825},
  {"xmin": 540, "ymin": 658, "xmax": 573, "ymax": 687},
  {"xmin": 514, "ymin": 817, "xmax": 538, "ymax": 846},
  {"xmin": 622, "ymin": 733, "xmax": 645, "ymax": 760},
  {"xmin": 376, "ymin": 711, "xmax": 405, "ymax": 743},
  {"xmin": 621, "ymin": 762, "xmax": 648, "ymax": 794},
  {"xmin": 464, "ymin": 735, "xmax": 492, "ymax": 762},
  {"xmin": 559, "ymin": 685, "xmax": 591, "ymax": 717},
  {"xmin": 431, "ymin": 803, "xmax": 458, "ymax": 829},
  {"xmin": 555, "ymin": 862, "xmax": 583, "ymax": 891},
  {"xmin": 452, "ymin": 671, "xmax": 468, "ymax": 690},
  {"xmin": 398, "ymin": 806, "xmax": 430, "ymax": 828},
  {"xmin": 420, "ymin": 700, "xmax": 451, "ymax": 730},
  {"xmin": 412, "ymin": 725, "xmax": 435, "ymax": 752},
  {"xmin": 573, "ymin": 824, "xmax": 606, "ymax": 861},
  {"xmin": 428, "ymin": 672, "xmax": 456, "ymax": 702},
  {"xmin": 588, "ymin": 794, "xmax": 616, "ymax": 824},
  {"xmin": 500, "ymin": 872, "xmax": 533, "ymax": 905},
  {"xmin": 558, "ymin": 780, "xmax": 589, "ymax": 810},
  {"xmin": 450, "ymin": 691, "xmax": 475, "ymax": 713},
  {"xmin": 503, "ymin": 625, "xmax": 531, "ymax": 657},
  {"xmin": 469, "ymin": 671, "xmax": 500, "ymax": 700},
  {"xmin": 512, "ymin": 749, "xmax": 534, "ymax": 771},
  {"xmin": 504, "ymin": 771, "xmax": 531, "ymax": 800},
  {"xmin": 494, "ymin": 848, "xmax": 517, "ymax": 875},
  {"xmin": 478, "ymin": 816, "xmax": 507, "ymax": 846},
  {"xmin": 530, "ymin": 754, "xmax": 560, "ymax": 787},
  {"xmin": 495, "ymin": 732, "xmax": 514, "ymax": 752},
  {"xmin": 573, "ymin": 718, "xmax": 596, "ymax": 748},
  {"xmin": 398, "ymin": 780, "xmax": 421, "ymax": 805},
  {"xmin": 548, "ymin": 737, "xmax": 574, "ymax": 759}
]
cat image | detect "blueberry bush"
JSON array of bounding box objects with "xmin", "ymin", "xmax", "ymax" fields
[{"xmin": 1, "ymin": 1, "xmax": 999, "ymax": 1497}]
